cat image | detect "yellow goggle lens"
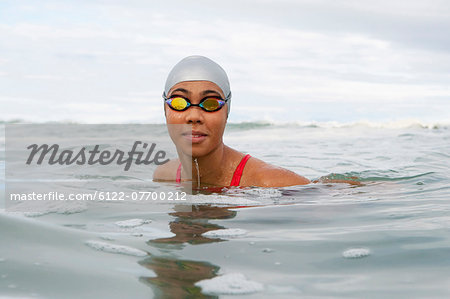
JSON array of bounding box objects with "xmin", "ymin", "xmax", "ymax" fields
[
  {"xmin": 171, "ymin": 97, "xmax": 188, "ymax": 110},
  {"xmin": 202, "ymin": 98, "xmax": 221, "ymax": 111}
]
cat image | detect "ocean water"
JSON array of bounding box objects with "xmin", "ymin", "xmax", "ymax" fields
[{"xmin": 1, "ymin": 121, "xmax": 450, "ymax": 298}]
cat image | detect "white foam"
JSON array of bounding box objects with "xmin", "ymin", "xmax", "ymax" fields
[
  {"xmin": 94, "ymin": 227, "xmax": 174, "ymax": 240},
  {"xmin": 189, "ymin": 194, "xmax": 260, "ymax": 206},
  {"xmin": 85, "ymin": 240, "xmax": 147, "ymax": 257},
  {"xmin": 267, "ymin": 119, "xmax": 450, "ymax": 129},
  {"xmin": 342, "ymin": 248, "xmax": 371, "ymax": 258},
  {"xmin": 233, "ymin": 188, "xmax": 283, "ymax": 198},
  {"xmin": 99, "ymin": 235, "xmax": 115, "ymax": 241},
  {"xmin": 202, "ymin": 228, "xmax": 247, "ymax": 238},
  {"xmin": 7, "ymin": 201, "xmax": 87, "ymax": 217},
  {"xmin": 114, "ymin": 218, "xmax": 151, "ymax": 228},
  {"xmin": 195, "ymin": 273, "xmax": 264, "ymax": 295}
]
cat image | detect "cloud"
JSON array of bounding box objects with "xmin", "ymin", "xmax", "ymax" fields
[
  {"xmin": 23, "ymin": 74, "xmax": 60, "ymax": 80},
  {"xmin": 0, "ymin": 0, "xmax": 449, "ymax": 123}
]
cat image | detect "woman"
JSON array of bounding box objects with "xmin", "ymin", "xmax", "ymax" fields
[{"xmin": 153, "ymin": 55, "xmax": 310, "ymax": 187}]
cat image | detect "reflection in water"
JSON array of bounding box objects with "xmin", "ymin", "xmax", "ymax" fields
[
  {"xmin": 139, "ymin": 205, "xmax": 237, "ymax": 298},
  {"xmin": 139, "ymin": 256, "xmax": 219, "ymax": 299}
]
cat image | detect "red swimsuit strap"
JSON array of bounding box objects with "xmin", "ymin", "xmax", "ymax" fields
[
  {"xmin": 175, "ymin": 154, "xmax": 251, "ymax": 186},
  {"xmin": 230, "ymin": 154, "xmax": 251, "ymax": 186}
]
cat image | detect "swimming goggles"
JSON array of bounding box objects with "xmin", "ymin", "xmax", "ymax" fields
[{"xmin": 163, "ymin": 94, "xmax": 228, "ymax": 112}]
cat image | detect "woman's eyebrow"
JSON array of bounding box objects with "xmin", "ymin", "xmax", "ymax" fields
[
  {"xmin": 171, "ymin": 88, "xmax": 190, "ymax": 94},
  {"xmin": 202, "ymin": 90, "xmax": 221, "ymax": 96}
]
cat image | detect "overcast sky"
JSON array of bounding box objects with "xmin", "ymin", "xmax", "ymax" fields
[{"xmin": 1, "ymin": 0, "xmax": 449, "ymax": 123}]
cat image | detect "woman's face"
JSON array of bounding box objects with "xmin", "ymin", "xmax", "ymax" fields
[{"xmin": 165, "ymin": 80, "xmax": 228, "ymax": 158}]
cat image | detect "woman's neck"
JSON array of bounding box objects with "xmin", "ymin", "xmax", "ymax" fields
[{"xmin": 179, "ymin": 144, "xmax": 235, "ymax": 186}]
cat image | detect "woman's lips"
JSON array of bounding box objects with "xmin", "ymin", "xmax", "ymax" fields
[{"xmin": 182, "ymin": 131, "xmax": 208, "ymax": 143}]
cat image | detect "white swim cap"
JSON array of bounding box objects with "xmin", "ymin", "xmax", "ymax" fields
[{"xmin": 164, "ymin": 55, "xmax": 232, "ymax": 114}]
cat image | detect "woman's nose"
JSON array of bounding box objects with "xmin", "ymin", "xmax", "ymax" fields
[{"xmin": 185, "ymin": 106, "xmax": 204, "ymax": 124}]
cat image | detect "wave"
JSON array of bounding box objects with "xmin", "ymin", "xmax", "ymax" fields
[
  {"xmin": 226, "ymin": 120, "xmax": 450, "ymax": 130},
  {"xmin": 317, "ymin": 171, "xmax": 436, "ymax": 182},
  {"xmin": 1, "ymin": 119, "xmax": 449, "ymax": 129}
]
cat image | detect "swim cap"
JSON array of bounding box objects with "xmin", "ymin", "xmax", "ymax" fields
[{"xmin": 164, "ymin": 55, "xmax": 232, "ymax": 114}]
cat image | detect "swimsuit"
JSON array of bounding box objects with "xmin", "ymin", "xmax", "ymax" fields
[{"xmin": 176, "ymin": 154, "xmax": 251, "ymax": 186}]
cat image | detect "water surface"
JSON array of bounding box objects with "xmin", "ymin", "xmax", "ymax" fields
[{"xmin": 1, "ymin": 122, "xmax": 449, "ymax": 298}]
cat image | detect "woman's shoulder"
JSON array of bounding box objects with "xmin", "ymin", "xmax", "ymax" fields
[
  {"xmin": 153, "ymin": 159, "xmax": 179, "ymax": 181},
  {"xmin": 242, "ymin": 155, "xmax": 310, "ymax": 187}
]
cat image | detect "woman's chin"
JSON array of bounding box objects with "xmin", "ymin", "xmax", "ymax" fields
[{"xmin": 191, "ymin": 147, "xmax": 212, "ymax": 159}]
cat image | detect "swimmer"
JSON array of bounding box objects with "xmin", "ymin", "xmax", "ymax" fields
[{"xmin": 153, "ymin": 55, "xmax": 310, "ymax": 187}]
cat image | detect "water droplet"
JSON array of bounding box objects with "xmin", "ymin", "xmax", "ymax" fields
[
  {"xmin": 342, "ymin": 248, "xmax": 370, "ymax": 259},
  {"xmin": 262, "ymin": 248, "xmax": 274, "ymax": 253}
]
